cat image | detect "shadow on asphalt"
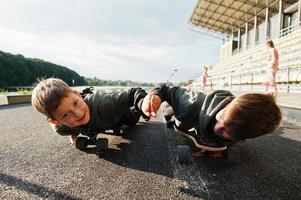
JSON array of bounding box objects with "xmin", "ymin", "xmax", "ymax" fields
[
  {"xmin": 0, "ymin": 172, "xmax": 80, "ymax": 200},
  {"xmin": 79, "ymin": 121, "xmax": 173, "ymax": 178},
  {"xmin": 179, "ymin": 125, "xmax": 301, "ymax": 199},
  {"xmin": 98, "ymin": 121, "xmax": 174, "ymax": 178},
  {"xmin": 82, "ymin": 121, "xmax": 301, "ymax": 200}
]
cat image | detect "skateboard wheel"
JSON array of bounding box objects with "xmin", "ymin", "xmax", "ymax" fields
[
  {"xmin": 176, "ymin": 145, "xmax": 193, "ymax": 163},
  {"xmin": 226, "ymin": 147, "xmax": 240, "ymax": 163},
  {"xmin": 96, "ymin": 138, "xmax": 109, "ymax": 151},
  {"xmin": 76, "ymin": 137, "xmax": 89, "ymax": 151},
  {"xmin": 166, "ymin": 120, "xmax": 175, "ymax": 129}
]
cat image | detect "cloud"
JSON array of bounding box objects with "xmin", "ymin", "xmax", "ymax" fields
[{"xmin": 0, "ymin": 0, "xmax": 222, "ymax": 83}]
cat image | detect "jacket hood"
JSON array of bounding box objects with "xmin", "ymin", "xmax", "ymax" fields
[{"xmin": 197, "ymin": 90, "xmax": 235, "ymax": 145}]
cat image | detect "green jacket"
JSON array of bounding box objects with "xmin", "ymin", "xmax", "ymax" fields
[
  {"xmin": 153, "ymin": 83, "xmax": 235, "ymax": 145},
  {"xmin": 50, "ymin": 87, "xmax": 147, "ymax": 136}
]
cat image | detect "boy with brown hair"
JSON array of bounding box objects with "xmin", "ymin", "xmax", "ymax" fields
[
  {"xmin": 142, "ymin": 83, "xmax": 282, "ymax": 146},
  {"xmin": 31, "ymin": 78, "xmax": 149, "ymax": 148}
]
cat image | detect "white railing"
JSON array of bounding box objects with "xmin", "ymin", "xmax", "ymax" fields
[
  {"xmin": 279, "ymin": 22, "xmax": 301, "ymax": 38},
  {"xmin": 230, "ymin": 22, "xmax": 301, "ymax": 57}
]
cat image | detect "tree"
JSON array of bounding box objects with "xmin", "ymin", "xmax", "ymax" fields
[{"xmin": 0, "ymin": 50, "xmax": 86, "ymax": 87}]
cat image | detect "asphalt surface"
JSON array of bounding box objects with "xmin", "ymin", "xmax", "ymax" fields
[{"xmin": 0, "ymin": 103, "xmax": 300, "ymax": 200}]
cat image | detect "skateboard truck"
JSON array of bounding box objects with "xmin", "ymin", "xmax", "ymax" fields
[{"xmin": 75, "ymin": 135, "xmax": 109, "ymax": 151}]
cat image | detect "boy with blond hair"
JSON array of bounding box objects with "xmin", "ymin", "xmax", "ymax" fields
[{"xmin": 32, "ymin": 78, "xmax": 149, "ymax": 148}]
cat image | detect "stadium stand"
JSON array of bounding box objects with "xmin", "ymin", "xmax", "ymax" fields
[{"xmin": 189, "ymin": 0, "xmax": 301, "ymax": 93}]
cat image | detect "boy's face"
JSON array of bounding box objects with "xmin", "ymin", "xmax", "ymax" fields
[
  {"xmin": 213, "ymin": 106, "xmax": 233, "ymax": 141},
  {"xmin": 52, "ymin": 92, "xmax": 90, "ymax": 127}
]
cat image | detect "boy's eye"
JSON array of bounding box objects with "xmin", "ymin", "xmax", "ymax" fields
[
  {"xmin": 74, "ymin": 99, "xmax": 79, "ymax": 106},
  {"xmin": 62, "ymin": 112, "xmax": 71, "ymax": 120}
]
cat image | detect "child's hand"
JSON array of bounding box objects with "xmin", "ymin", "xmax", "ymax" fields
[
  {"xmin": 142, "ymin": 92, "xmax": 162, "ymax": 118},
  {"xmin": 69, "ymin": 134, "xmax": 77, "ymax": 145}
]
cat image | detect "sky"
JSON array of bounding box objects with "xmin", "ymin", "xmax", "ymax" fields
[{"xmin": 0, "ymin": 0, "xmax": 222, "ymax": 83}]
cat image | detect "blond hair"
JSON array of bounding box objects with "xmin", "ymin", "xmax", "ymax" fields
[
  {"xmin": 31, "ymin": 78, "xmax": 73, "ymax": 119},
  {"xmin": 223, "ymin": 93, "xmax": 282, "ymax": 141}
]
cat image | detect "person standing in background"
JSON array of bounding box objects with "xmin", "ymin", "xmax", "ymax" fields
[
  {"xmin": 263, "ymin": 40, "xmax": 279, "ymax": 93},
  {"xmin": 201, "ymin": 65, "xmax": 209, "ymax": 91}
]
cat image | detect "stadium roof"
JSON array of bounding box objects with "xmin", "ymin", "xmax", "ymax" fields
[{"xmin": 189, "ymin": 0, "xmax": 298, "ymax": 36}]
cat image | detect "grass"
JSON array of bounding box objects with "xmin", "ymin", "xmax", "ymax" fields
[
  {"xmin": 17, "ymin": 88, "xmax": 32, "ymax": 95},
  {"xmin": 0, "ymin": 88, "xmax": 8, "ymax": 95}
]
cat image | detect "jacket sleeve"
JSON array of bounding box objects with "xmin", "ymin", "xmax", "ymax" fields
[
  {"xmin": 48, "ymin": 122, "xmax": 80, "ymax": 136},
  {"xmin": 127, "ymin": 87, "xmax": 147, "ymax": 109},
  {"xmin": 152, "ymin": 83, "xmax": 206, "ymax": 130},
  {"xmin": 94, "ymin": 88, "xmax": 148, "ymax": 126},
  {"xmin": 127, "ymin": 87, "xmax": 150, "ymax": 119}
]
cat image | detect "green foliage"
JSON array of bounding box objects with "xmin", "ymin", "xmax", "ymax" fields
[
  {"xmin": 0, "ymin": 88, "xmax": 8, "ymax": 95},
  {"xmin": 85, "ymin": 77, "xmax": 155, "ymax": 87},
  {"xmin": 0, "ymin": 50, "xmax": 156, "ymax": 88},
  {"xmin": 17, "ymin": 88, "xmax": 32, "ymax": 95},
  {"xmin": 0, "ymin": 50, "xmax": 86, "ymax": 87}
]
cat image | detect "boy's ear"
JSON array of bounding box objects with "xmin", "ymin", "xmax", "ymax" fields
[
  {"xmin": 74, "ymin": 90, "xmax": 81, "ymax": 96},
  {"xmin": 48, "ymin": 118, "xmax": 61, "ymax": 125}
]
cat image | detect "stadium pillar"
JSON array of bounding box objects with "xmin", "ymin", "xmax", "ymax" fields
[
  {"xmin": 265, "ymin": 7, "xmax": 270, "ymax": 40},
  {"xmin": 238, "ymin": 28, "xmax": 241, "ymax": 52},
  {"xmin": 254, "ymin": 15, "xmax": 257, "ymax": 46},
  {"xmin": 244, "ymin": 22, "xmax": 248, "ymax": 50},
  {"xmin": 278, "ymin": 0, "xmax": 284, "ymax": 37},
  {"xmin": 297, "ymin": 0, "xmax": 301, "ymax": 27}
]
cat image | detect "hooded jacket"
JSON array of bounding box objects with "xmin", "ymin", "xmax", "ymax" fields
[
  {"xmin": 153, "ymin": 83, "xmax": 235, "ymax": 145},
  {"xmin": 50, "ymin": 87, "xmax": 147, "ymax": 136}
]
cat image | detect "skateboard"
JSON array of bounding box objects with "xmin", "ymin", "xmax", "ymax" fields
[
  {"xmin": 75, "ymin": 134, "xmax": 109, "ymax": 152},
  {"xmin": 75, "ymin": 127, "xmax": 134, "ymax": 152},
  {"xmin": 174, "ymin": 127, "xmax": 240, "ymax": 163}
]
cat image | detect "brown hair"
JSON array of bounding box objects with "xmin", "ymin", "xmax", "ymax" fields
[
  {"xmin": 31, "ymin": 78, "xmax": 74, "ymax": 119},
  {"xmin": 266, "ymin": 39, "xmax": 275, "ymax": 48},
  {"xmin": 222, "ymin": 93, "xmax": 282, "ymax": 141}
]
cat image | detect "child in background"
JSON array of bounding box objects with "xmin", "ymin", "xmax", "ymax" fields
[{"xmin": 201, "ymin": 66, "xmax": 209, "ymax": 91}]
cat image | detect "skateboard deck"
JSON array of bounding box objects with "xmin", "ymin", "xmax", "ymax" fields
[
  {"xmin": 173, "ymin": 126, "xmax": 239, "ymax": 163},
  {"xmin": 175, "ymin": 128, "xmax": 227, "ymax": 152}
]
